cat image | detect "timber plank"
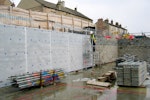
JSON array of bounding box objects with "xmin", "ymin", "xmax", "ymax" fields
[{"xmin": 87, "ymin": 80, "xmax": 111, "ymax": 87}]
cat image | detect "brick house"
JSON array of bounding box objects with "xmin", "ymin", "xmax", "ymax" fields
[{"xmin": 96, "ymin": 18, "xmax": 127, "ymax": 38}]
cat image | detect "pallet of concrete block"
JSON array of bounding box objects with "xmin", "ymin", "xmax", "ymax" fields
[
  {"xmin": 131, "ymin": 77, "xmax": 143, "ymax": 86},
  {"xmin": 117, "ymin": 61, "xmax": 147, "ymax": 86},
  {"xmin": 123, "ymin": 65, "xmax": 132, "ymax": 86},
  {"xmin": 116, "ymin": 66, "xmax": 132, "ymax": 86},
  {"xmin": 116, "ymin": 67, "xmax": 124, "ymax": 74},
  {"xmin": 147, "ymin": 64, "xmax": 150, "ymax": 74},
  {"xmin": 130, "ymin": 62, "xmax": 147, "ymax": 86},
  {"xmin": 123, "ymin": 66, "xmax": 131, "ymax": 74},
  {"xmin": 116, "ymin": 67, "xmax": 124, "ymax": 86},
  {"xmin": 123, "ymin": 78, "xmax": 132, "ymax": 86},
  {"xmin": 131, "ymin": 73, "xmax": 147, "ymax": 86}
]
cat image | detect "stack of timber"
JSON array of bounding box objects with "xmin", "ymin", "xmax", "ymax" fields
[
  {"xmin": 10, "ymin": 69, "xmax": 65, "ymax": 89},
  {"xmin": 98, "ymin": 71, "xmax": 116, "ymax": 82},
  {"xmin": 87, "ymin": 71, "xmax": 116, "ymax": 87},
  {"xmin": 87, "ymin": 80, "xmax": 111, "ymax": 87},
  {"xmin": 116, "ymin": 61, "xmax": 147, "ymax": 86}
]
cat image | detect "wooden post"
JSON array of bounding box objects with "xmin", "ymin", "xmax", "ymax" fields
[
  {"xmin": 61, "ymin": 14, "xmax": 63, "ymax": 31},
  {"xmin": 29, "ymin": 10, "xmax": 32, "ymax": 27},
  {"xmin": 47, "ymin": 13, "xmax": 49, "ymax": 30},
  {"xmin": 9, "ymin": 6, "xmax": 12, "ymax": 24},
  {"xmin": 81, "ymin": 19, "xmax": 83, "ymax": 28},
  {"xmin": 72, "ymin": 16, "xmax": 74, "ymax": 31}
]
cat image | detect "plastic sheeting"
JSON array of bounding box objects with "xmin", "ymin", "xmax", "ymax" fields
[{"xmin": 0, "ymin": 24, "xmax": 93, "ymax": 87}]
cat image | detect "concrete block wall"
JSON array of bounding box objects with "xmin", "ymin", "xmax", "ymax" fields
[
  {"xmin": 95, "ymin": 18, "xmax": 126, "ymax": 65},
  {"xmin": 95, "ymin": 37, "xmax": 118, "ymax": 65}
]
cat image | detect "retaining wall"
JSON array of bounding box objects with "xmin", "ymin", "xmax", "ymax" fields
[{"xmin": 0, "ymin": 24, "xmax": 93, "ymax": 87}]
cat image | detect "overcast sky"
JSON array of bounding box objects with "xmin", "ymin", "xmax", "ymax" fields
[{"xmin": 13, "ymin": 0, "xmax": 150, "ymax": 34}]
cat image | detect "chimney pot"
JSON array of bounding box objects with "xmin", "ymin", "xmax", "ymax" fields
[
  {"xmin": 105, "ymin": 19, "xmax": 109, "ymax": 23},
  {"xmin": 119, "ymin": 24, "xmax": 122, "ymax": 28},
  {"xmin": 111, "ymin": 20, "xmax": 113, "ymax": 25},
  {"xmin": 98, "ymin": 18, "xmax": 103, "ymax": 22},
  {"xmin": 116, "ymin": 22, "xmax": 119, "ymax": 26},
  {"xmin": 74, "ymin": 7, "xmax": 77, "ymax": 11}
]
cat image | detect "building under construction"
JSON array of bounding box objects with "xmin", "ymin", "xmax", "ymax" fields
[{"xmin": 0, "ymin": 0, "xmax": 150, "ymax": 100}]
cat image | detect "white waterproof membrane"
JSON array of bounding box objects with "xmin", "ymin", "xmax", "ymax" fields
[{"xmin": 0, "ymin": 24, "xmax": 93, "ymax": 87}]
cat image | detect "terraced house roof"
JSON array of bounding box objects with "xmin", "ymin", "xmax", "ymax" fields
[{"xmin": 35, "ymin": 0, "xmax": 92, "ymax": 21}]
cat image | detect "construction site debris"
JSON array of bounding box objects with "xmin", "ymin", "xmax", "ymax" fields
[
  {"xmin": 98, "ymin": 77, "xmax": 107, "ymax": 82},
  {"xmin": 87, "ymin": 80, "xmax": 111, "ymax": 87},
  {"xmin": 72, "ymin": 78, "xmax": 91, "ymax": 82},
  {"xmin": 87, "ymin": 70, "xmax": 115, "ymax": 87},
  {"xmin": 98, "ymin": 71, "xmax": 116, "ymax": 82},
  {"xmin": 108, "ymin": 71, "xmax": 116, "ymax": 80}
]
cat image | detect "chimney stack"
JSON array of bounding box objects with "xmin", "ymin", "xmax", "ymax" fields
[
  {"xmin": 105, "ymin": 19, "xmax": 109, "ymax": 23},
  {"xmin": 111, "ymin": 20, "xmax": 113, "ymax": 25},
  {"xmin": 98, "ymin": 18, "xmax": 103, "ymax": 22},
  {"xmin": 74, "ymin": 7, "xmax": 77, "ymax": 11},
  {"xmin": 57, "ymin": 0, "xmax": 65, "ymax": 9},
  {"xmin": 116, "ymin": 22, "xmax": 119, "ymax": 27},
  {"xmin": 61, "ymin": 1, "xmax": 65, "ymax": 7},
  {"xmin": 119, "ymin": 24, "xmax": 122, "ymax": 28}
]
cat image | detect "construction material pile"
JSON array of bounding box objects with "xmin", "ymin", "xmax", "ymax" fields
[
  {"xmin": 116, "ymin": 61, "xmax": 147, "ymax": 86},
  {"xmin": 9, "ymin": 69, "xmax": 65, "ymax": 89},
  {"xmin": 87, "ymin": 71, "xmax": 116, "ymax": 87}
]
